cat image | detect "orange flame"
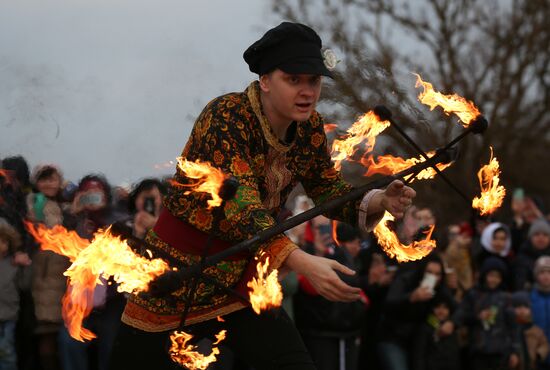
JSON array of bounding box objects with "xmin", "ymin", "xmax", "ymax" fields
[
  {"xmin": 363, "ymin": 151, "xmax": 453, "ymax": 182},
  {"xmin": 332, "ymin": 220, "xmax": 340, "ymax": 246},
  {"xmin": 472, "ymin": 148, "xmax": 506, "ymax": 215},
  {"xmin": 247, "ymin": 256, "xmax": 283, "ymax": 315},
  {"xmin": 169, "ymin": 330, "xmax": 227, "ymax": 370},
  {"xmin": 374, "ymin": 212, "xmax": 437, "ymax": 263},
  {"xmin": 323, "ymin": 123, "xmax": 338, "ymax": 134},
  {"xmin": 176, "ymin": 158, "xmax": 228, "ymax": 208},
  {"xmin": 0, "ymin": 169, "xmax": 13, "ymax": 185},
  {"xmin": 216, "ymin": 316, "xmax": 225, "ymax": 323},
  {"xmin": 414, "ymin": 73, "xmax": 481, "ymax": 126},
  {"xmin": 26, "ymin": 223, "xmax": 169, "ymax": 341},
  {"xmin": 331, "ymin": 111, "xmax": 391, "ymax": 171}
]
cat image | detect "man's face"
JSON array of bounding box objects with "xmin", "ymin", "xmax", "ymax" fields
[
  {"xmin": 343, "ymin": 238, "xmax": 361, "ymax": 258},
  {"xmin": 415, "ymin": 208, "xmax": 435, "ymax": 228},
  {"xmin": 531, "ymin": 232, "xmax": 550, "ymax": 251},
  {"xmin": 537, "ymin": 269, "xmax": 550, "ymax": 289},
  {"xmin": 259, "ymin": 70, "xmax": 322, "ymax": 124},
  {"xmin": 492, "ymin": 230, "xmax": 508, "ymax": 253},
  {"xmin": 433, "ymin": 304, "xmax": 450, "ymax": 322},
  {"xmin": 486, "ymin": 270, "xmax": 503, "ymax": 290},
  {"xmin": 36, "ymin": 173, "xmax": 61, "ymax": 198}
]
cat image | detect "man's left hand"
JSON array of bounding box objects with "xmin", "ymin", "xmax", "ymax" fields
[{"xmin": 381, "ymin": 180, "xmax": 416, "ymax": 219}]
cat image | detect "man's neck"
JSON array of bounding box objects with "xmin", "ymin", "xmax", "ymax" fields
[{"xmin": 260, "ymin": 91, "xmax": 291, "ymax": 141}]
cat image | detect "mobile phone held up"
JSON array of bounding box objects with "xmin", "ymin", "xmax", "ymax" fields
[{"xmin": 144, "ymin": 197, "xmax": 156, "ymax": 215}]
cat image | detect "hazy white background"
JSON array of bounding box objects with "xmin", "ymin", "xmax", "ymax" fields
[{"xmin": 0, "ymin": 0, "xmax": 274, "ymax": 185}]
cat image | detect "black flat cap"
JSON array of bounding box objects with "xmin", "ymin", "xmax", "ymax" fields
[{"xmin": 243, "ymin": 22, "xmax": 332, "ymax": 77}]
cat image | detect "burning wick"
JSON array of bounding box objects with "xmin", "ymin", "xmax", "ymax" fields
[
  {"xmin": 472, "ymin": 147, "xmax": 506, "ymax": 215},
  {"xmin": 374, "ymin": 212, "xmax": 436, "ymax": 263},
  {"xmin": 247, "ymin": 256, "xmax": 283, "ymax": 314},
  {"xmin": 169, "ymin": 330, "xmax": 227, "ymax": 370}
]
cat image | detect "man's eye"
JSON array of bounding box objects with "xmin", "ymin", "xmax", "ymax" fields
[{"xmin": 289, "ymin": 76, "xmax": 300, "ymax": 84}]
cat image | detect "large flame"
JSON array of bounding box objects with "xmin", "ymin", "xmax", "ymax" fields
[
  {"xmin": 26, "ymin": 223, "xmax": 169, "ymax": 341},
  {"xmin": 331, "ymin": 111, "xmax": 391, "ymax": 171},
  {"xmin": 176, "ymin": 158, "xmax": 228, "ymax": 208},
  {"xmin": 374, "ymin": 212, "xmax": 436, "ymax": 263},
  {"xmin": 247, "ymin": 256, "xmax": 283, "ymax": 315},
  {"xmin": 363, "ymin": 151, "xmax": 452, "ymax": 182},
  {"xmin": 472, "ymin": 148, "xmax": 506, "ymax": 215},
  {"xmin": 414, "ymin": 73, "xmax": 481, "ymax": 126},
  {"xmin": 169, "ymin": 330, "xmax": 227, "ymax": 370}
]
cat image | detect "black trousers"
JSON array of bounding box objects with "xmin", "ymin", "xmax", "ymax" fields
[{"xmin": 109, "ymin": 307, "xmax": 316, "ymax": 370}]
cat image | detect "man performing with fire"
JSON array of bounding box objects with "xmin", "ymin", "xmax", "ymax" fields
[{"xmin": 109, "ymin": 22, "xmax": 415, "ymax": 370}]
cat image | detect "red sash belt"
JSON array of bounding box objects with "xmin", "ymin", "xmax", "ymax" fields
[{"xmin": 153, "ymin": 208, "xmax": 250, "ymax": 261}]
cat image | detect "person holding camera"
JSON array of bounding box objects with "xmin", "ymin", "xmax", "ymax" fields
[
  {"xmin": 62, "ymin": 174, "xmax": 127, "ymax": 370},
  {"xmin": 126, "ymin": 178, "xmax": 166, "ymax": 239}
]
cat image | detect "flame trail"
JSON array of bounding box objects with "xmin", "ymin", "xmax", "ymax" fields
[
  {"xmin": 26, "ymin": 222, "xmax": 169, "ymax": 341},
  {"xmin": 247, "ymin": 256, "xmax": 283, "ymax": 314},
  {"xmin": 374, "ymin": 212, "xmax": 436, "ymax": 263},
  {"xmin": 472, "ymin": 148, "xmax": 506, "ymax": 215},
  {"xmin": 414, "ymin": 73, "xmax": 481, "ymax": 126},
  {"xmin": 169, "ymin": 330, "xmax": 227, "ymax": 370},
  {"xmin": 175, "ymin": 158, "xmax": 228, "ymax": 208}
]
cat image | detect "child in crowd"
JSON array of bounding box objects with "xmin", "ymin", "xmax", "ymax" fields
[
  {"xmin": 454, "ymin": 257, "xmax": 519, "ymax": 370},
  {"xmin": 412, "ymin": 295, "xmax": 460, "ymax": 370},
  {"xmin": 477, "ymin": 223, "xmax": 514, "ymax": 287},
  {"xmin": 530, "ymin": 256, "xmax": 550, "ymax": 370},
  {"xmin": 511, "ymin": 291, "xmax": 548, "ymax": 370},
  {"xmin": 0, "ymin": 218, "xmax": 32, "ymax": 370}
]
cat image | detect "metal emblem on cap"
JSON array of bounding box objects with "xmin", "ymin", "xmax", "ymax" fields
[{"xmin": 322, "ymin": 49, "xmax": 340, "ymax": 71}]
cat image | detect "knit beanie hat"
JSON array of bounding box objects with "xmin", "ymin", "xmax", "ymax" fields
[{"xmin": 528, "ymin": 219, "xmax": 550, "ymax": 239}]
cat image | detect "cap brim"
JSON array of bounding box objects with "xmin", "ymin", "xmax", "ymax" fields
[{"xmin": 278, "ymin": 57, "xmax": 333, "ymax": 78}]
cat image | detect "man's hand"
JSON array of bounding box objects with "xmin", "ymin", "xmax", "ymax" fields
[
  {"xmin": 284, "ymin": 249, "xmax": 361, "ymax": 302},
  {"xmin": 368, "ymin": 180, "xmax": 416, "ymax": 219},
  {"xmin": 382, "ymin": 180, "xmax": 416, "ymax": 219},
  {"xmin": 410, "ymin": 286, "xmax": 433, "ymax": 302},
  {"xmin": 13, "ymin": 252, "xmax": 32, "ymax": 267}
]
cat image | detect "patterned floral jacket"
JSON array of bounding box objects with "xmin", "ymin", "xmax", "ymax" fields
[{"xmin": 122, "ymin": 81, "xmax": 378, "ymax": 332}]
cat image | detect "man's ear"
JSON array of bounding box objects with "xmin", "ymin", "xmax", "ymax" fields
[{"xmin": 259, "ymin": 74, "xmax": 271, "ymax": 93}]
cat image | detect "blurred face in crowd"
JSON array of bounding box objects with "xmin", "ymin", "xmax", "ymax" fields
[
  {"xmin": 36, "ymin": 173, "xmax": 61, "ymax": 198},
  {"xmin": 433, "ymin": 303, "xmax": 450, "ymax": 322},
  {"xmin": 416, "ymin": 208, "xmax": 435, "ymax": 228},
  {"xmin": 342, "ymin": 238, "xmax": 361, "ymax": 258},
  {"xmin": 259, "ymin": 70, "xmax": 322, "ymax": 127},
  {"xmin": 486, "ymin": 270, "xmax": 503, "ymax": 290},
  {"xmin": 537, "ymin": 269, "xmax": 550, "ymax": 289},
  {"xmin": 531, "ymin": 232, "xmax": 550, "ymax": 251},
  {"xmin": 447, "ymin": 224, "xmax": 460, "ymax": 243},
  {"xmin": 457, "ymin": 232, "xmax": 473, "ymax": 247},
  {"xmin": 425, "ymin": 261, "xmax": 443, "ymax": 285},
  {"xmin": 135, "ymin": 186, "xmax": 163, "ymax": 216},
  {"xmin": 77, "ymin": 181, "xmax": 108, "ymax": 212},
  {"xmin": 491, "ymin": 229, "xmax": 508, "ymax": 253},
  {"xmin": 514, "ymin": 305, "xmax": 531, "ymax": 322},
  {"xmin": 0, "ymin": 236, "xmax": 9, "ymax": 257}
]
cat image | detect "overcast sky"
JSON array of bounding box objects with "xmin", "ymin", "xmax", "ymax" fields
[{"xmin": 0, "ymin": 0, "xmax": 275, "ymax": 185}]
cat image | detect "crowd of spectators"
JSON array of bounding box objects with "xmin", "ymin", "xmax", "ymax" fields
[{"xmin": 1, "ymin": 154, "xmax": 550, "ymax": 370}]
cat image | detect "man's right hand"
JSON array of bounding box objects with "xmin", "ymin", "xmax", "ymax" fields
[{"xmin": 284, "ymin": 249, "xmax": 361, "ymax": 302}]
